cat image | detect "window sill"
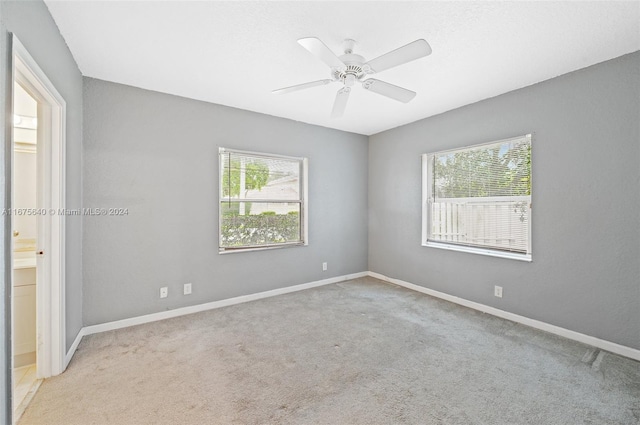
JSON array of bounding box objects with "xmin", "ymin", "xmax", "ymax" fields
[
  {"xmin": 423, "ymin": 241, "xmax": 532, "ymax": 262},
  {"xmin": 219, "ymin": 241, "xmax": 306, "ymax": 255}
]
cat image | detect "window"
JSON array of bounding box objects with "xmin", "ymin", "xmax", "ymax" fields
[
  {"xmin": 422, "ymin": 135, "xmax": 532, "ymax": 261},
  {"xmin": 219, "ymin": 148, "xmax": 308, "ymax": 253}
]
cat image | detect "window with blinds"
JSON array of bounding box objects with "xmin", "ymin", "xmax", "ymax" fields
[
  {"xmin": 422, "ymin": 135, "xmax": 532, "ymax": 260},
  {"xmin": 219, "ymin": 148, "xmax": 307, "ymax": 252}
]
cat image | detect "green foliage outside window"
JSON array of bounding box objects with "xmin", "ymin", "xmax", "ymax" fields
[
  {"xmin": 220, "ymin": 150, "xmax": 304, "ymax": 250},
  {"xmin": 434, "ymin": 141, "xmax": 531, "ymax": 198},
  {"xmin": 222, "ymin": 159, "xmax": 269, "ymax": 198},
  {"xmin": 221, "ymin": 211, "xmax": 300, "ymax": 247}
]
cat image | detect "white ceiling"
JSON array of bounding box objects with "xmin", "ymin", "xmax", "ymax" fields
[{"xmin": 45, "ymin": 1, "xmax": 640, "ymax": 136}]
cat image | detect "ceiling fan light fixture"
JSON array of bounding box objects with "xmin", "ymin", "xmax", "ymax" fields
[{"xmin": 345, "ymin": 74, "xmax": 356, "ymax": 87}]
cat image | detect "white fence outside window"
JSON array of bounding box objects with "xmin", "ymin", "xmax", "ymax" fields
[{"xmin": 430, "ymin": 196, "xmax": 530, "ymax": 253}]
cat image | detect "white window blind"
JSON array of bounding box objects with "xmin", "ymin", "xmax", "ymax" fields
[
  {"xmin": 422, "ymin": 135, "xmax": 532, "ymax": 259},
  {"xmin": 219, "ymin": 148, "xmax": 307, "ymax": 252}
]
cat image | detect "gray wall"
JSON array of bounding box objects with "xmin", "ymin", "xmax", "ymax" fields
[
  {"xmin": 82, "ymin": 78, "xmax": 368, "ymax": 325},
  {"xmin": 369, "ymin": 52, "xmax": 640, "ymax": 350},
  {"xmin": 0, "ymin": 0, "xmax": 84, "ymax": 419}
]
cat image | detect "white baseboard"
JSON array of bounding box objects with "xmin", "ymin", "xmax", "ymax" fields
[
  {"xmin": 65, "ymin": 327, "xmax": 85, "ymax": 368},
  {"xmin": 83, "ymin": 272, "xmax": 367, "ymax": 336},
  {"xmin": 368, "ymin": 271, "xmax": 640, "ymax": 362},
  {"xmin": 63, "ymin": 270, "xmax": 639, "ymax": 367},
  {"xmin": 63, "ymin": 272, "xmax": 368, "ymax": 365}
]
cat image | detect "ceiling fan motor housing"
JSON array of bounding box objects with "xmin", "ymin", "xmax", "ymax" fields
[{"xmin": 333, "ymin": 53, "xmax": 366, "ymax": 84}]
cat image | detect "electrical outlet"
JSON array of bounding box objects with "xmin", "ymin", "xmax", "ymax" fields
[
  {"xmin": 494, "ymin": 285, "xmax": 503, "ymax": 298},
  {"xmin": 184, "ymin": 283, "xmax": 192, "ymax": 295},
  {"xmin": 160, "ymin": 287, "xmax": 168, "ymax": 298},
  {"xmin": 322, "ymin": 262, "xmax": 328, "ymax": 271}
]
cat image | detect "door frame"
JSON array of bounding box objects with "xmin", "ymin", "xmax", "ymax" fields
[{"xmin": 11, "ymin": 36, "xmax": 66, "ymax": 379}]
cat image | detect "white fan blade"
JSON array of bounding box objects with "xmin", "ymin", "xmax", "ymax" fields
[
  {"xmin": 298, "ymin": 37, "xmax": 346, "ymax": 69},
  {"xmin": 362, "ymin": 79, "xmax": 416, "ymax": 103},
  {"xmin": 331, "ymin": 87, "xmax": 351, "ymax": 118},
  {"xmin": 272, "ymin": 79, "xmax": 333, "ymax": 94},
  {"xmin": 365, "ymin": 39, "xmax": 432, "ymax": 74}
]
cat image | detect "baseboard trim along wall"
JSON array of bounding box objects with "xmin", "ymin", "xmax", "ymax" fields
[
  {"xmin": 64, "ymin": 269, "xmax": 639, "ymax": 368},
  {"xmin": 64, "ymin": 272, "xmax": 368, "ymax": 366},
  {"xmin": 367, "ymin": 271, "xmax": 640, "ymax": 362},
  {"xmin": 65, "ymin": 328, "xmax": 86, "ymax": 368}
]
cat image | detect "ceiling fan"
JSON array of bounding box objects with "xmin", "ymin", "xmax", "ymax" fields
[{"xmin": 273, "ymin": 37, "xmax": 432, "ymax": 118}]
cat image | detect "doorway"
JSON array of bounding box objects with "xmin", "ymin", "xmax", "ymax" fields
[
  {"xmin": 11, "ymin": 81, "xmax": 39, "ymax": 417},
  {"xmin": 10, "ymin": 36, "xmax": 67, "ymax": 423}
]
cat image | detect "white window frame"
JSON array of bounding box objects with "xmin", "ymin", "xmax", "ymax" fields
[
  {"xmin": 421, "ymin": 135, "xmax": 532, "ymax": 262},
  {"xmin": 218, "ymin": 147, "xmax": 308, "ymax": 254}
]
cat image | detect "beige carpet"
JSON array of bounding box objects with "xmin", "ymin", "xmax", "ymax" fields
[{"xmin": 19, "ymin": 277, "xmax": 640, "ymax": 424}]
